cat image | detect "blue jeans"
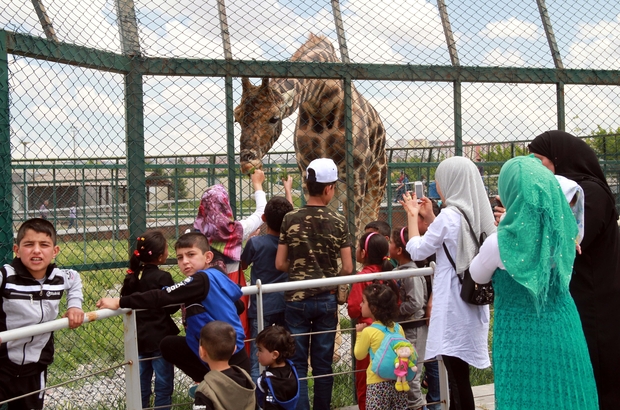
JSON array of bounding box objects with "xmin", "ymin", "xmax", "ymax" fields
[
  {"xmin": 249, "ymin": 312, "xmax": 287, "ymax": 384},
  {"xmin": 424, "ymin": 358, "xmax": 441, "ymax": 410},
  {"xmin": 285, "ymin": 292, "xmax": 338, "ymax": 410},
  {"xmin": 139, "ymin": 351, "xmax": 174, "ymax": 410}
]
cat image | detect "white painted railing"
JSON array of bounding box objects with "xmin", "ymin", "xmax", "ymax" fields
[{"xmin": 0, "ymin": 265, "xmax": 451, "ymax": 410}]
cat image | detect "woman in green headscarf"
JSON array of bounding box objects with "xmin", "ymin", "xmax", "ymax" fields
[{"xmin": 469, "ymin": 156, "xmax": 598, "ymax": 409}]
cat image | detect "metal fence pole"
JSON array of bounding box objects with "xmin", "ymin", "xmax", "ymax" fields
[
  {"xmin": 256, "ymin": 279, "xmax": 265, "ymax": 374},
  {"xmin": 343, "ymin": 77, "xmax": 356, "ymax": 241},
  {"xmin": 438, "ymin": 356, "xmax": 450, "ymax": 410},
  {"xmin": 125, "ymin": 63, "xmax": 147, "ymax": 248},
  {"xmin": 123, "ymin": 310, "xmax": 142, "ymax": 410},
  {"xmin": 0, "ymin": 32, "xmax": 11, "ymax": 264},
  {"xmin": 454, "ymin": 81, "xmax": 462, "ymax": 156}
]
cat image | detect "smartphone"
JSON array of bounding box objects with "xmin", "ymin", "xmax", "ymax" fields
[
  {"xmin": 494, "ymin": 196, "xmax": 503, "ymax": 209},
  {"xmin": 414, "ymin": 181, "xmax": 424, "ymax": 199}
]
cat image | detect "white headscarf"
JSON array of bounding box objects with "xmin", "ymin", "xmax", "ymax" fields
[
  {"xmin": 435, "ymin": 156, "xmax": 496, "ymax": 273},
  {"xmin": 555, "ymin": 175, "xmax": 585, "ymax": 244}
]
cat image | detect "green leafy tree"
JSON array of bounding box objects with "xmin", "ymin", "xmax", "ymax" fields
[
  {"xmin": 586, "ymin": 126, "xmax": 620, "ymax": 161},
  {"xmin": 481, "ymin": 144, "xmax": 529, "ymax": 175},
  {"xmin": 172, "ymin": 159, "xmax": 189, "ymax": 199}
]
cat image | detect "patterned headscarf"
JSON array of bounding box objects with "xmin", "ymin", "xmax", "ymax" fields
[
  {"xmin": 193, "ymin": 185, "xmax": 244, "ymax": 262},
  {"xmin": 497, "ymin": 156, "xmax": 578, "ymax": 309},
  {"xmin": 435, "ymin": 156, "xmax": 496, "ymax": 273}
]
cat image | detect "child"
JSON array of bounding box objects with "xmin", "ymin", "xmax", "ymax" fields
[
  {"xmin": 240, "ymin": 196, "xmax": 293, "ymax": 383},
  {"xmin": 97, "ymin": 232, "xmax": 250, "ymax": 383},
  {"xmin": 120, "ymin": 230, "xmax": 179, "ymax": 410},
  {"xmin": 364, "ymin": 220, "xmax": 398, "ymax": 268},
  {"xmin": 364, "ymin": 221, "xmax": 391, "ymax": 240},
  {"xmin": 193, "ymin": 169, "xmax": 267, "ymax": 273},
  {"xmin": 0, "ymin": 218, "xmax": 84, "ymax": 409},
  {"xmin": 193, "ymin": 321, "xmax": 256, "ymax": 410},
  {"xmin": 390, "ymin": 226, "xmax": 429, "ymax": 410},
  {"xmin": 275, "ymin": 157, "xmax": 353, "ymax": 410},
  {"xmin": 347, "ymin": 232, "xmax": 394, "ymax": 410},
  {"xmin": 354, "ymin": 282, "xmax": 408, "ymax": 410},
  {"xmin": 255, "ymin": 326, "xmax": 299, "ymax": 410}
]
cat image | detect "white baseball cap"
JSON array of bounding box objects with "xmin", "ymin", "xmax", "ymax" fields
[{"xmin": 306, "ymin": 158, "xmax": 342, "ymax": 183}]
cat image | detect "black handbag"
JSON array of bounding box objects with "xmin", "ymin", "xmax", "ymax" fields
[{"xmin": 442, "ymin": 211, "xmax": 494, "ymax": 306}]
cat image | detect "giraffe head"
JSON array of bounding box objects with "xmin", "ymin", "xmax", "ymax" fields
[{"xmin": 235, "ymin": 78, "xmax": 296, "ymax": 174}]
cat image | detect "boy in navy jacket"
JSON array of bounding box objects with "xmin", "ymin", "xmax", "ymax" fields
[{"xmin": 97, "ymin": 232, "xmax": 249, "ymax": 381}]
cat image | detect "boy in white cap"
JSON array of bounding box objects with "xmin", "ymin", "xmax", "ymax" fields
[{"xmin": 275, "ymin": 157, "xmax": 353, "ymax": 410}]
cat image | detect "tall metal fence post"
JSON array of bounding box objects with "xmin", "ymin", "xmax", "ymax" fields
[
  {"xmin": 536, "ymin": 0, "xmax": 565, "ymax": 131},
  {"xmin": 0, "ymin": 31, "xmax": 12, "ymax": 264},
  {"xmin": 557, "ymin": 82, "xmax": 565, "ymax": 132},
  {"xmin": 454, "ymin": 81, "xmax": 463, "ymax": 156},
  {"xmin": 125, "ymin": 64, "xmax": 147, "ymax": 247},
  {"xmin": 438, "ymin": 357, "xmax": 450, "ymax": 410},
  {"xmin": 123, "ymin": 310, "xmax": 142, "ymax": 410},
  {"xmin": 256, "ymin": 279, "xmax": 265, "ymax": 374},
  {"xmin": 217, "ymin": 0, "xmax": 237, "ymax": 218},
  {"xmin": 343, "ymin": 77, "xmax": 356, "ymax": 241}
]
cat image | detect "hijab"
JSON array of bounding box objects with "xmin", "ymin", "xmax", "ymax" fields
[
  {"xmin": 497, "ymin": 156, "xmax": 578, "ymax": 309},
  {"xmin": 528, "ymin": 130, "xmax": 618, "ymax": 220},
  {"xmin": 193, "ymin": 185, "xmax": 244, "ymax": 262},
  {"xmin": 435, "ymin": 156, "xmax": 496, "ymax": 273}
]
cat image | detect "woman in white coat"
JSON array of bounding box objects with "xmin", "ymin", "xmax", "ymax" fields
[{"xmin": 401, "ymin": 156, "xmax": 494, "ymax": 410}]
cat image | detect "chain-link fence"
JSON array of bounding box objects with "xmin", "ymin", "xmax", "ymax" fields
[{"xmin": 2, "ymin": 0, "xmax": 620, "ymax": 408}]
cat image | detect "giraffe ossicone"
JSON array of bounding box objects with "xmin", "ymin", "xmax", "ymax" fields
[{"xmin": 234, "ymin": 34, "xmax": 388, "ymax": 239}]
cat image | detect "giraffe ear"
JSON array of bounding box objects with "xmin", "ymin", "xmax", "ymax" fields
[
  {"xmin": 280, "ymin": 89, "xmax": 296, "ymax": 110},
  {"xmin": 241, "ymin": 77, "xmax": 253, "ymax": 92}
]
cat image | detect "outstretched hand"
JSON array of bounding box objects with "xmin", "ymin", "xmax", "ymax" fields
[
  {"xmin": 250, "ymin": 169, "xmax": 266, "ymax": 191},
  {"xmin": 96, "ymin": 297, "xmax": 120, "ymax": 310},
  {"xmin": 400, "ymin": 191, "xmax": 420, "ymax": 218}
]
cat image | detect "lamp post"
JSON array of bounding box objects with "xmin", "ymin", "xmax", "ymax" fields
[
  {"xmin": 69, "ymin": 125, "xmax": 77, "ymax": 164},
  {"xmin": 20, "ymin": 139, "xmax": 30, "ymax": 216}
]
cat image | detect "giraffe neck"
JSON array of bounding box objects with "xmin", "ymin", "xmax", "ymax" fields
[{"xmin": 272, "ymin": 34, "xmax": 342, "ymax": 119}]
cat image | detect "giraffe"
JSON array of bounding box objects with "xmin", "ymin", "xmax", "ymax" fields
[{"xmin": 234, "ymin": 34, "xmax": 387, "ymax": 239}]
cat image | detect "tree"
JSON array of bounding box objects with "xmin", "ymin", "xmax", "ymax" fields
[
  {"xmin": 171, "ymin": 158, "xmax": 189, "ymax": 199},
  {"xmin": 586, "ymin": 126, "xmax": 620, "ymax": 161},
  {"xmin": 481, "ymin": 143, "xmax": 528, "ymax": 175}
]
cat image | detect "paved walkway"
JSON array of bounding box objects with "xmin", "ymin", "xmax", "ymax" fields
[{"xmin": 336, "ymin": 383, "xmax": 495, "ymax": 410}]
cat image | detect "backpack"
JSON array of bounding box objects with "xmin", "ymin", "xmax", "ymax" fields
[
  {"xmin": 256, "ymin": 360, "xmax": 300, "ymax": 410},
  {"xmin": 368, "ymin": 323, "xmax": 417, "ymax": 381}
]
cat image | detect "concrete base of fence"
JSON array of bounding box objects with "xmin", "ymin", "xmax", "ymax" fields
[{"xmin": 334, "ymin": 383, "xmax": 495, "ymax": 410}]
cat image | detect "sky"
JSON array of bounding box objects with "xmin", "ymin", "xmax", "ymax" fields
[{"xmin": 3, "ymin": 0, "xmax": 620, "ymax": 160}]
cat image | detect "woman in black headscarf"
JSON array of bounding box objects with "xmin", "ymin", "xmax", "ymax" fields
[{"xmin": 529, "ymin": 130, "xmax": 620, "ymax": 410}]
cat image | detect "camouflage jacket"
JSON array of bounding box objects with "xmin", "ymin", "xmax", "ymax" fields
[{"xmin": 279, "ymin": 206, "xmax": 351, "ymax": 302}]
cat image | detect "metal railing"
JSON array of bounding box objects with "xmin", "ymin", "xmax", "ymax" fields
[{"xmin": 0, "ymin": 266, "xmax": 454, "ymax": 410}]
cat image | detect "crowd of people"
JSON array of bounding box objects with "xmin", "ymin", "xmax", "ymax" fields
[{"xmin": 1, "ymin": 130, "xmax": 618, "ymax": 410}]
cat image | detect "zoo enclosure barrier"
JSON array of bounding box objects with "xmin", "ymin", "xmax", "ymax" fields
[
  {"xmin": 4, "ymin": 0, "xmax": 620, "ymax": 266},
  {"xmin": 0, "ymin": 266, "xmax": 454, "ymax": 410}
]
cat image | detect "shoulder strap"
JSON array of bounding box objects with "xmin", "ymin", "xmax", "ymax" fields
[
  {"xmin": 456, "ymin": 209, "xmax": 480, "ymax": 248},
  {"xmin": 442, "ymin": 243, "xmax": 463, "ymax": 284}
]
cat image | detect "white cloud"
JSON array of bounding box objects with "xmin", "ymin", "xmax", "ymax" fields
[
  {"xmin": 567, "ymin": 14, "xmax": 620, "ymax": 69},
  {"xmin": 480, "ymin": 17, "xmax": 541, "ymax": 40},
  {"xmin": 482, "ymin": 48, "xmax": 526, "ymax": 67}
]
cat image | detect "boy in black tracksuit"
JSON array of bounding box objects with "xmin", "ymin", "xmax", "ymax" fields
[{"xmin": 0, "ymin": 218, "xmax": 84, "ymax": 410}]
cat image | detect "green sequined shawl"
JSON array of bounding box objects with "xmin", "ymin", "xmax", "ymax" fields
[{"xmin": 497, "ymin": 155, "xmax": 578, "ymax": 308}]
